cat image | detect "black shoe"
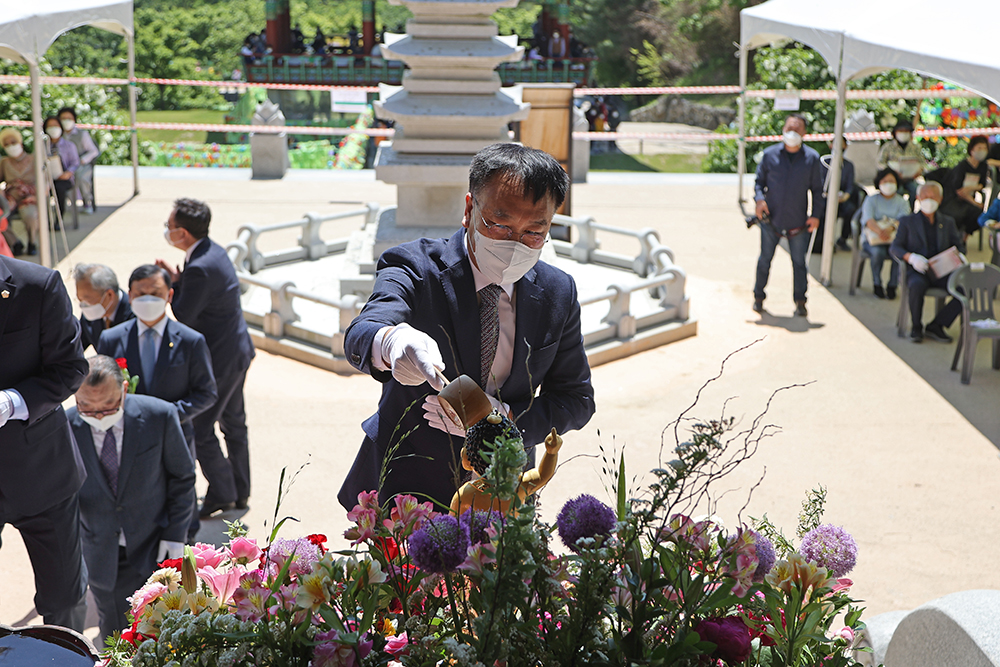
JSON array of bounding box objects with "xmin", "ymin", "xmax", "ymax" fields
[
  {"xmin": 199, "ymin": 500, "xmax": 236, "ymax": 518},
  {"xmin": 235, "ymin": 497, "xmax": 249, "ymax": 510},
  {"xmin": 11, "ymin": 240, "xmax": 24, "ymax": 256},
  {"xmin": 836, "ymin": 239, "xmax": 850, "ymax": 252},
  {"xmin": 910, "ymin": 327, "xmax": 924, "ymax": 343},
  {"xmin": 794, "ymin": 301, "xmax": 808, "ymax": 317},
  {"xmin": 924, "ymin": 323, "xmax": 953, "ymax": 343},
  {"xmin": 887, "ymin": 286, "xmax": 897, "ymax": 300},
  {"xmin": 26, "ymin": 242, "xmax": 37, "ymax": 256},
  {"xmin": 752, "ymin": 298, "xmax": 764, "ymax": 313},
  {"xmin": 873, "ymin": 285, "xmax": 885, "ymax": 299}
]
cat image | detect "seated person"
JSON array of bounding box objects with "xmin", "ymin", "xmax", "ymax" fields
[
  {"xmin": 890, "ymin": 182, "xmax": 965, "ymax": 343},
  {"xmin": 877, "ymin": 120, "xmax": 925, "ymax": 207},
  {"xmin": 861, "ymin": 167, "xmax": 910, "ymax": 299},
  {"xmin": 58, "ymin": 107, "xmax": 101, "ymax": 215},
  {"xmin": 940, "ymin": 135, "xmax": 990, "ymax": 238},
  {"xmin": 451, "ymin": 411, "xmax": 562, "ymax": 516},
  {"xmin": 0, "ymin": 127, "xmax": 39, "ymax": 255},
  {"xmin": 819, "ymin": 139, "xmax": 857, "ymax": 252},
  {"xmin": 43, "ymin": 116, "xmax": 80, "ymax": 223}
]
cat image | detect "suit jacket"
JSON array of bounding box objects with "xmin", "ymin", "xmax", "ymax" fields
[
  {"xmin": 171, "ymin": 238, "xmax": 255, "ymax": 379},
  {"xmin": 339, "ymin": 229, "xmax": 595, "ymax": 510},
  {"xmin": 67, "ymin": 394, "xmax": 195, "ymax": 591},
  {"xmin": 80, "ymin": 291, "xmax": 133, "ymax": 352},
  {"xmin": 96, "ymin": 318, "xmax": 218, "ymax": 447},
  {"xmin": 890, "ymin": 211, "xmax": 965, "ymax": 265},
  {"xmin": 0, "ymin": 256, "xmax": 88, "ymax": 516}
]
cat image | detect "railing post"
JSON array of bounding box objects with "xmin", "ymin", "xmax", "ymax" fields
[
  {"xmin": 300, "ymin": 212, "xmax": 326, "ymax": 260},
  {"xmin": 602, "ymin": 284, "xmax": 636, "ymax": 339},
  {"xmin": 634, "ymin": 228, "xmax": 661, "ymax": 276},
  {"xmin": 364, "ymin": 202, "xmax": 380, "ymax": 226},
  {"xmin": 263, "ymin": 281, "xmax": 299, "ymax": 337},
  {"xmin": 239, "ymin": 224, "xmax": 267, "ymax": 273},
  {"xmin": 571, "ymin": 216, "xmax": 597, "ymax": 263}
]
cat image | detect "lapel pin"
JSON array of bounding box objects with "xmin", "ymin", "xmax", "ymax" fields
[
  {"xmin": 1, "ymin": 290, "xmax": 8, "ymax": 299},
  {"xmin": 169, "ymin": 341, "xmax": 174, "ymax": 348}
]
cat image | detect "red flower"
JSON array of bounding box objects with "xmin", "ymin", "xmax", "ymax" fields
[
  {"xmin": 158, "ymin": 557, "xmax": 182, "ymax": 570},
  {"xmin": 115, "ymin": 358, "xmax": 128, "ymax": 369},
  {"xmin": 375, "ymin": 536, "xmax": 399, "ymax": 561},
  {"xmin": 306, "ymin": 533, "xmax": 328, "ymax": 553}
]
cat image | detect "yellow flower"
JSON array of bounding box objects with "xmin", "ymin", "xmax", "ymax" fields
[
  {"xmin": 765, "ymin": 558, "xmax": 795, "ymax": 594},
  {"xmin": 381, "ymin": 618, "xmax": 397, "ymax": 636},
  {"xmin": 295, "ymin": 571, "xmax": 331, "ymax": 612},
  {"xmin": 146, "ymin": 568, "xmax": 182, "ymax": 590}
]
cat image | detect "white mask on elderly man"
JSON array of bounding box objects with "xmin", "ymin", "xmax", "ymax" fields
[
  {"xmin": 79, "ymin": 389, "xmax": 125, "ymax": 431},
  {"xmin": 131, "ymin": 295, "xmax": 167, "ymax": 321},
  {"xmin": 471, "ymin": 227, "xmax": 543, "ymax": 285},
  {"xmin": 60, "ymin": 119, "xmax": 76, "ymax": 132},
  {"xmin": 4, "ymin": 143, "xmax": 23, "ymax": 158},
  {"xmin": 918, "ymin": 198, "xmax": 939, "ymax": 215},
  {"xmin": 782, "ymin": 131, "xmax": 803, "ymax": 148},
  {"xmin": 80, "ymin": 294, "xmax": 111, "ymax": 321}
]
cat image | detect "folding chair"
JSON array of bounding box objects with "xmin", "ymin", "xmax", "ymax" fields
[
  {"xmin": 894, "ymin": 258, "xmax": 947, "ymax": 338},
  {"xmin": 947, "ymin": 263, "xmax": 1000, "ymax": 384}
]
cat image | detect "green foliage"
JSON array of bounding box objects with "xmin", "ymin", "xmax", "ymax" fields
[
  {"xmin": 570, "ymin": 0, "xmax": 653, "ymax": 88},
  {"xmin": 796, "ymin": 485, "xmax": 827, "ymax": 540},
  {"xmin": 632, "ymin": 40, "xmax": 669, "ymax": 87}
]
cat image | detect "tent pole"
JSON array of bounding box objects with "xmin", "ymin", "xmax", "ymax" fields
[
  {"xmin": 30, "ymin": 63, "xmax": 50, "ymax": 268},
  {"xmin": 820, "ymin": 76, "xmax": 847, "ymax": 286},
  {"xmin": 737, "ymin": 43, "xmax": 748, "ymax": 209},
  {"xmin": 128, "ymin": 31, "xmax": 139, "ymax": 196}
]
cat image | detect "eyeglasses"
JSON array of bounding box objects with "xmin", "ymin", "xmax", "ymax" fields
[
  {"xmin": 473, "ymin": 198, "xmax": 548, "ymax": 249},
  {"xmin": 79, "ymin": 389, "xmax": 124, "ymax": 418}
]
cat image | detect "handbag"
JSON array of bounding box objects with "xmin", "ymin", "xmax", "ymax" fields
[
  {"xmin": 46, "ymin": 154, "xmax": 64, "ymax": 182},
  {"xmin": 863, "ymin": 217, "xmax": 898, "ymax": 246}
]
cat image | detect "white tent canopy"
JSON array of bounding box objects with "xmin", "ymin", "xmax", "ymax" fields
[
  {"xmin": 0, "ymin": 0, "xmax": 136, "ymax": 267},
  {"xmin": 738, "ymin": 0, "xmax": 1000, "ymax": 284}
]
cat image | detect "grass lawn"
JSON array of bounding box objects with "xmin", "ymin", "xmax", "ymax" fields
[
  {"xmin": 590, "ymin": 152, "xmax": 705, "ymax": 173},
  {"xmin": 136, "ymin": 110, "xmax": 228, "ymax": 143}
]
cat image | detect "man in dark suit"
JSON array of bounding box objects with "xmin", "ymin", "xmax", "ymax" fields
[
  {"xmin": 0, "ymin": 255, "xmax": 89, "ymax": 630},
  {"xmin": 156, "ymin": 199, "xmax": 255, "ymax": 517},
  {"xmin": 890, "ymin": 181, "xmax": 965, "ymax": 343},
  {"xmin": 67, "ymin": 355, "xmax": 195, "ymax": 641},
  {"xmin": 338, "ymin": 143, "xmax": 595, "ymax": 511},
  {"xmin": 73, "ymin": 263, "xmax": 134, "ymax": 351}
]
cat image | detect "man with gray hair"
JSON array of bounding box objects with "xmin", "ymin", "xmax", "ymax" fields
[
  {"xmin": 73, "ymin": 263, "xmax": 134, "ymax": 351},
  {"xmin": 67, "ymin": 355, "xmax": 195, "ymax": 641},
  {"xmin": 890, "ymin": 181, "xmax": 965, "ymax": 343}
]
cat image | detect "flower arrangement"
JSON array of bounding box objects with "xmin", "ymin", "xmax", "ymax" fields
[{"xmin": 107, "ymin": 355, "xmax": 870, "ymax": 667}]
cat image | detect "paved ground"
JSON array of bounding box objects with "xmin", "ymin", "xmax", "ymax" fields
[{"xmin": 2, "ymin": 166, "xmax": 998, "ymax": 643}]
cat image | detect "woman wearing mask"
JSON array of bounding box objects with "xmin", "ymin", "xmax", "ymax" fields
[
  {"xmin": 58, "ymin": 107, "xmax": 100, "ymax": 214},
  {"xmin": 43, "ymin": 116, "xmax": 80, "ymax": 224},
  {"xmin": 877, "ymin": 120, "xmax": 925, "ymax": 207},
  {"xmin": 860, "ymin": 168, "xmax": 909, "ymax": 299},
  {"xmin": 0, "ymin": 127, "xmax": 39, "ymax": 255},
  {"xmin": 940, "ymin": 135, "xmax": 990, "ymax": 239}
]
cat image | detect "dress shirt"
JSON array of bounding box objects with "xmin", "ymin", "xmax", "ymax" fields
[
  {"xmin": 184, "ymin": 238, "xmax": 205, "ymax": 265},
  {"xmin": 65, "ymin": 128, "xmax": 100, "ymax": 165},
  {"xmin": 90, "ymin": 415, "xmax": 126, "ymax": 546},
  {"xmin": 754, "ymin": 143, "xmax": 825, "ymax": 232},
  {"xmin": 136, "ymin": 316, "xmax": 169, "ymax": 364},
  {"xmin": 371, "ymin": 230, "xmax": 516, "ymax": 397},
  {"xmin": 1, "ymin": 389, "xmax": 28, "ymax": 421}
]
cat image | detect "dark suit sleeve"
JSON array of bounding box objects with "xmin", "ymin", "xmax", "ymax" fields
[
  {"xmin": 754, "ymin": 155, "xmax": 768, "ymax": 202},
  {"xmin": 175, "ymin": 334, "xmax": 218, "ymax": 423},
  {"xmin": 170, "ymin": 263, "xmax": 213, "ymax": 325},
  {"xmin": 507, "ymin": 279, "xmax": 595, "ymax": 446},
  {"xmin": 810, "ymin": 154, "xmax": 825, "ymax": 217},
  {"xmin": 13, "ymin": 270, "xmax": 88, "ymax": 423},
  {"xmin": 160, "ymin": 405, "xmax": 196, "ymax": 543}
]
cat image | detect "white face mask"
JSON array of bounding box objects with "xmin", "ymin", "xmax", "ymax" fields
[
  {"xmin": 79, "ymin": 292, "xmax": 111, "ymax": 321},
  {"xmin": 471, "ymin": 227, "xmax": 543, "ymax": 285},
  {"xmin": 972, "ymin": 148, "xmax": 988, "ymax": 162},
  {"xmin": 918, "ymin": 198, "xmax": 939, "ymax": 215},
  {"xmin": 879, "ymin": 182, "xmax": 898, "ymax": 197},
  {"xmin": 896, "ymin": 132, "xmax": 911, "ymax": 145},
  {"xmin": 782, "ymin": 131, "xmax": 803, "ymax": 148},
  {"xmin": 164, "ymin": 228, "xmax": 185, "ymax": 248},
  {"xmin": 60, "ymin": 119, "xmax": 75, "ymax": 132},
  {"xmin": 4, "ymin": 143, "xmax": 23, "ymax": 158},
  {"xmin": 79, "ymin": 389, "xmax": 125, "ymax": 431},
  {"xmin": 46, "ymin": 126, "xmax": 62, "ymax": 140},
  {"xmin": 131, "ymin": 295, "xmax": 167, "ymax": 321}
]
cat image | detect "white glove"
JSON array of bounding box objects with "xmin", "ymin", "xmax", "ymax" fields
[
  {"xmin": 381, "ymin": 324, "xmax": 445, "ymax": 390},
  {"xmin": 0, "ymin": 391, "xmax": 12, "ymax": 429},
  {"xmin": 158, "ymin": 540, "xmax": 185, "ymax": 562},
  {"xmin": 907, "ymin": 253, "xmax": 929, "ymax": 274},
  {"xmin": 422, "ymin": 394, "xmax": 511, "ymax": 436}
]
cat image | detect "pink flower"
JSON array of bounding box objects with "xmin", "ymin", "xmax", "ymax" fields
[
  {"xmin": 190, "ymin": 542, "xmax": 225, "ymax": 569},
  {"xmin": 268, "ymin": 584, "xmax": 297, "ymax": 615},
  {"xmin": 456, "ymin": 542, "xmax": 496, "ymax": 577},
  {"xmin": 694, "ymin": 616, "xmax": 752, "ymax": 664},
  {"xmin": 232, "ymin": 585, "xmax": 269, "ymax": 622},
  {"xmin": 127, "ymin": 582, "xmax": 167, "ymax": 618},
  {"xmin": 226, "ymin": 537, "xmax": 262, "ymax": 564},
  {"xmin": 313, "ymin": 628, "xmax": 373, "ymax": 667},
  {"xmin": 384, "ymin": 631, "xmax": 409, "ymax": 657},
  {"xmin": 344, "ymin": 508, "xmax": 378, "ymax": 546},
  {"xmin": 835, "ymin": 626, "xmax": 855, "ymax": 645},
  {"xmin": 388, "ymin": 494, "xmax": 434, "ymax": 536},
  {"xmin": 198, "ymin": 565, "xmax": 243, "ymax": 604}
]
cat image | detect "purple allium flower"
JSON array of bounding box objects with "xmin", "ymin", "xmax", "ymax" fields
[
  {"xmin": 800, "ymin": 524, "xmax": 857, "ymax": 577},
  {"xmin": 268, "ymin": 537, "xmax": 320, "ymax": 577},
  {"xmin": 556, "ymin": 494, "xmax": 616, "ymax": 553},
  {"xmin": 408, "ymin": 515, "xmax": 470, "ymax": 573},
  {"xmin": 459, "ymin": 509, "xmax": 503, "ymax": 545},
  {"xmin": 750, "ymin": 531, "xmax": 776, "ymax": 582}
]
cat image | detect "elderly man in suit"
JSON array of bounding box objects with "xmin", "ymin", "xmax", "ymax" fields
[
  {"xmin": 67, "ymin": 355, "xmax": 195, "ymax": 641},
  {"xmin": 890, "ymin": 181, "xmax": 965, "ymax": 343},
  {"xmin": 73, "ymin": 263, "xmax": 134, "ymax": 351},
  {"xmin": 0, "ymin": 255, "xmax": 90, "ymax": 630},
  {"xmin": 338, "ymin": 143, "xmax": 595, "ymax": 511},
  {"xmin": 156, "ymin": 198, "xmax": 255, "ymax": 517}
]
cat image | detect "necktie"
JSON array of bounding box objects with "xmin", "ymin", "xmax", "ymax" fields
[
  {"xmin": 479, "ymin": 284, "xmax": 503, "ymax": 389},
  {"xmin": 99, "ymin": 429, "xmax": 119, "ymax": 496},
  {"xmin": 141, "ymin": 328, "xmax": 157, "ymax": 387}
]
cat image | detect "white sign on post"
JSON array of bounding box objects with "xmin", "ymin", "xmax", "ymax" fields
[
  {"xmin": 774, "ymin": 90, "xmax": 801, "ymax": 111},
  {"xmin": 331, "ymin": 89, "xmax": 369, "ymax": 114}
]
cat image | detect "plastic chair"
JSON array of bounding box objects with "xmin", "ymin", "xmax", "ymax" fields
[
  {"xmin": 894, "ymin": 258, "xmax": 947, "ymax": 337},
  {"xmin": 848, "ymin": 191, "xmax": 869, "ymax": 295},
  {"xmin": 947, "ymin": 263, "xmax": 1000, "ymax": 384}
]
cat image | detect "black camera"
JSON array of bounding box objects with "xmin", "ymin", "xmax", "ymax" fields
[{"xmin": 745, "ymin": 212, "xmax": 769, "ymax": 229}]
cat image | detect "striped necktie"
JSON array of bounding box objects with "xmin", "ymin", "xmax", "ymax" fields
[
  {"xmin": 479, "ymin": 284, "xmax": 503, "ymax": 389},
  {"xmin": 99, "ymin": 429, "xmax": 119, "ymax": 496}
]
